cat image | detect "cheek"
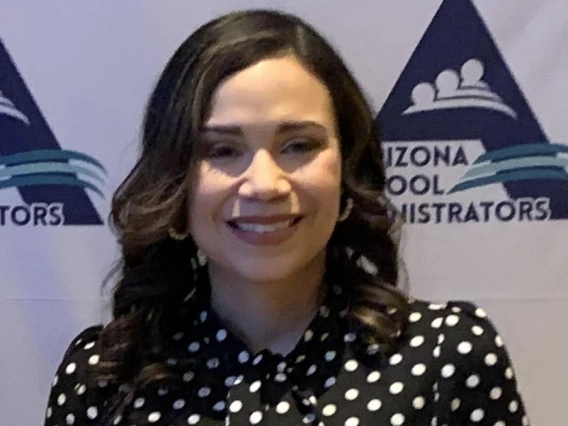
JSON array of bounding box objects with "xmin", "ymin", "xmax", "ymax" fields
[{"xmin": 188, "ymin": 164, "xmax": 230, "ymax": 226}]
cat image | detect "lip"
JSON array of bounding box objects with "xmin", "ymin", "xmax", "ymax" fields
[{"xmin": 226, "ymin": 215, "xmax": 303, "ymax": 246}]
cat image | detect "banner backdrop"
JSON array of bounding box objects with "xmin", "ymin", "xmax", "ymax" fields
[{"xmin": 1, "ymin": 1, "xmax": 566, "ymax": 424}]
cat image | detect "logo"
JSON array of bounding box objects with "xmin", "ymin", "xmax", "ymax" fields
[
  {"xmin": 377, "ymin": 0, "xmax": 568, "ymax": 224},
  {"xmin": 0, "ymin": 38, "xmax": 106, "ymax": 226}
]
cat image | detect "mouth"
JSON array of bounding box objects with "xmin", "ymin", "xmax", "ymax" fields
[{"xmin": 227, "ymin": 216, "xmax": 303, "ymax": 233}]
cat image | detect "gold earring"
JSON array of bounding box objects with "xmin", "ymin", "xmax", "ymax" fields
[
  {"xmin": 168, "ymin": 226, "xmax": 189, "ymax": 240},
  {"xmin": 337, "ymin": 198, "xmax": 353, "ymax": 222}
]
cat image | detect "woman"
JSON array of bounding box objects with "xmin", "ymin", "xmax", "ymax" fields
[{"xmin": 45, "ymin": 9, "xmax": 529, "ymax": 426}]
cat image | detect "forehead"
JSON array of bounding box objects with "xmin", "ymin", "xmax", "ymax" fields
[{"xmin": 206, "ymin": 55, "xmax": 336, "ymax": 128}]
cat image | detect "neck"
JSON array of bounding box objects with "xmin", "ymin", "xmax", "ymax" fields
[{"xmin": 208, "ymin": 254, "xmax": 326, "ymax": 355}]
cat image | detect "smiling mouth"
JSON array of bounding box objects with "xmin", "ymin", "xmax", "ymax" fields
[{"xmin": 227, "ymin": 217, "xmax": 303, "ymax": 233}]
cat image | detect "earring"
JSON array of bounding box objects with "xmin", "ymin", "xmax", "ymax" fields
[
  {"xmin": 337, "ymin": 197, "xmax": 353, "ymax": 222},
  {"xmin": 196, "ymin": 248, "xmax": 207, "ymax": 266},
  {"xmin": 168, "ymin": 226, "xmax": 189, "ymax": 240}
]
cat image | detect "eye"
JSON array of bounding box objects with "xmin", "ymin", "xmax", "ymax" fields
[
  {"xmin": 202, "ymin": 143, "xmax": 242, "ymax": 159},
  {"xmin": 282, "ymin": 138, "xmax": 323, "ymax": 154}
]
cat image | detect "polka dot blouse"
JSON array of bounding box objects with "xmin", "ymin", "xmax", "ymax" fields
[{"xmin": 45, "ymin": 285, "xmax": 529, "ymax": 425}]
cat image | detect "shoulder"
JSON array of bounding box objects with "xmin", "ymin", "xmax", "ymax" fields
[
  {"xmin": 45, "ymin": 325, "xmax": 107, "ymax": 424},
  {"xmin": 404, "ymin": 299, "xmax": 508, "ymax": 362}
]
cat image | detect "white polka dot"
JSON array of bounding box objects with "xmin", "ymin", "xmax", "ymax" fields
[
  {"xmin": 88, "ymin": 354, "xmax": 100, "ymax": 365},
  {"xmin": 433, "ymin": 346, "xmax": 441, "ymax": 358},
  {"xmin": 207, "ymin": 358, "xmax": 220, "ymax": 369},
  {"xmin": 325, "ymin": 351, "xmax": 336, "ymax": 361},
  {"xmin": 345, "ymin": 417, "xmax": 360, "ymax": 426},
  {"xmin": 367, "ymin": 371, "xmax": 381, "ymax": 383},
  {"xmin": 466, "ymin": 375, "xmax": 480, "ymax": 388},
  {"xmin": 409, "ymin": 312, "xmax": 422, "ymax": 322},
  {"xmin": 367, "ymin": 399, "xmax": 382, "ymax": 411},
  {"xmin": 485, "ymin": 353, "xmax": 498, "ymax": 366},
  {"xmin": 303, "ymin": 413, "xmax": 316, "ymax": 424},
  {"xmin": 84, "ymin": 342, "xmax": 95, "ymax": 350},
  {"xmin": 345, "ymin": 359, "xmax": 358, "ymax": 371},
  {"xmin": 413, "ymin": 396, "xmax": 425, "ymax": 409},
  {"xmin": 505, "ymin": 367, "xmax": 514, "ymax": 379},
  {"xmin": 183, "ymin": 371, "xmax": 194, "ymax": 382},
  {"xmin": 389, "ymin": 354, "xmax": 403, "ymax": 365},
  {"xmin": 76, "ymin": 384, "xmax": 86, "ymax": 395},
  {"xmin": 172, "ymin": 332, "xmax": 183, "ymax": 340},
  {"xmin": 112, "ymin": 415, "xmax": 122, "ymax": 425},
  {"xmin": 87, "ymin": 407, "xmax": 98, "ymax": 419},
  {"xmin": 344, "ymin": 332, "xmax": 357, "ymax": 342},
  {"xmin": 238, "ymin": 351, "xmax": 250, "ymax": 363},
  {"xmin": 166, "ymin": 358, "xmax": 178, "ymax": 366},
  {"xmin": 57, "ymin": 394, "xmax": 66, "ymax": 406},
  {"xmin": 250, "ymin": 411, "xmax": 263, "ymax": 424},
  {"xmin": 229, "ymin": 400, "xmax": 242, "ymax": 413},
  {"xmin": 389, "ymin": 382, "xmax": 404, "ymax": 395},
  {"xmin": 431, "ymin": 318, "xmax": 443, "ymax": 329},
  {"xmin": 490, "ymin": 387, "xmax": 502, "ymax": 400},
  {"xmin": 495, "ymin": 422, "xmax": 505, "ymax": 426},
  {"xmin": 276, "ymin": 401, "xmax": 290, "ymax": 414},
  {"xmin": 367, "ymin": 343, "xmax": 380, "ymax": 355},
  {"xmin": 472, "ymin": 326, "xmax": 484, "ymax": 336},
  {"xmin": 173, "ymin": 399, "xmax": 185, "ymax": 410},
  {"xmin": 412, "ymin": 364, "xmax": 427, "ymax": 376},
  {"xmin": 52, "ymin": 375, "xmax": 58, "ymax": 386},
  {"xmin": 451, "ymin": 399, "xmax": 460, "ymax": 411},
  {"xmin": 148, "ymin": 412, "xmax": 161, "ymax": 423},
  {"xmin": 252, "ymin": 354, "xmax": 263, "ymax": 365},
  {"xmin": 188, "ymin": 342, "xmax": 200, "ymax": 352},
  {"xmin": 65, "ymin": 363, "xmax": 77, "ymax": 375},
  {"xmin": 437, "ymin": 334, "xmax": 445, "ymax": 344},
  {"xmin": 275, "ymin": 372, "xmax": 287, "ymax": 382},
  {"xmin": 212, "ymin": 401, "xmax": 225, "ymax": 411},
  {"xmin": 391, "ymin": 413, "xmax": 405, "ymax": 425},
  {"xmin": 307, "ymin": 364, "xmax": 317, "ymax": 375},
  {"xmin": 509, "ymin": 400, "xmax": 519, "ymax": 413},
  {"xmin": 442, "ymin": 364, "xmax": 455, "ymax": 378},
  {"xmin": 445, "ymin": 315, "xmax": 460, "ymax": 326},
  {"xmin": 198, "ymin": 387, "xmax": 211, "ymax": 397},
  {"xmin": 157, "ymin": 387, "xmax": 168, "ymax": 396},
  {"xmin": 134, "ymin": 398, "xmax": 145, "ymax": 408},
  {"xmin": 475, "ymin": 308, "xmax": 487, "ymax": 318},
  {"xmin": 187, "ymin": 414, "xmax": 201, "ymax": 424},
  {"xmin": 46, "ymin": 407, "xmax": 52, "ymax": 419},
  {"xmin": 323, "ymin": 404, "xmax": 337, "ymax": 416},
  {"xmin": 429, "ymin": 303, "xmax": 445, "ymax": 310},
  {"xmin": 216, "ymin": 329, "xmax": 227, "ymax": 341},
  {"xmin": 304, "ymin": 329, "xmax": 314, "ymax": 341},
  {"xmin": 458, "ymin": 342, "xmax": 473, "ymax": 354},
  {"xmin": 470, "ymin": 408, "xmax": 484, "ymax": 422},
  {"xmin": 324, "ymin": 377, "xmax": 336, "ymax": 388},
  {"xmin": 249, "ymin": 381, "xmax": 261, "ymax": 393},
  {"xmin": 410, "ymin": 336, "xmax": 425, "ymax": 347},
  {"xmin": 65, "ymin": 414, "xmax": 75, "ymax": 425},
  {"xmin": 495, "ymin": 335, "xmax": 504, "ymax": 347},
  {"xmin": 345, "ymin": 388, "xmax": 359, "ymax": 400}
]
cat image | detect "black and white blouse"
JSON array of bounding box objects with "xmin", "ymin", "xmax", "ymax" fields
[{"xmin": 45, "ymin": 283, "xmax": 529, "ymax": 425}]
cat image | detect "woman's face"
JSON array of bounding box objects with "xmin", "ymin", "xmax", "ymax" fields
[{"xmin": 189, "ymin": 55, "xmax": 342, "ymax": 283}]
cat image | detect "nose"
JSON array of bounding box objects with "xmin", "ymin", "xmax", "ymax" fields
[{"xmin": 238, "ymin": 150, "xmax": 291, "ymax": 201}]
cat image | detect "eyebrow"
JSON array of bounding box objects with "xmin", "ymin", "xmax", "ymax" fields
[{"xmin": 200, "ymin": 121, "xmax": 329, "ymax": 136}]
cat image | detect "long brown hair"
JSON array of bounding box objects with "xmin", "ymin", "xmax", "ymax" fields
[{"xmin": 93, "ymin": 8, "xmax": 410, "ymax": 421}]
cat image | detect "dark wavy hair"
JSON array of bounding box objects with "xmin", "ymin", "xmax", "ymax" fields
[{"xmin": 92, "ymin": 8, "xmax": 410, "ymax": 421}]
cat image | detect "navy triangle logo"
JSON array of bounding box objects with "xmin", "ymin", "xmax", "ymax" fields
[
  {"xmin": 377, "ymin": 0, "xmax": 568, "ymax": 223},
  {"xmin": 0, "ymin": 37, "xmax": 106, "ymax": 225}
]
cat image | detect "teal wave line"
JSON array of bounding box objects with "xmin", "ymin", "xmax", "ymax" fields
[
  {"xmin": 463, "ymin": 156, "xmax": 568, "ymax": 179},
  {"xmin": 0, "ymin": 175, "xmax": 104, "ymax": 197},
  {"xmin": 0, "ymin": 149, "xmax": 107, "ymax": 173},
  {"xmin": 473, "ymin": 143, "xmax": 568, "ymax": 164},
  {"xmin": 0, "ymin": 162, "xmax": 105, "ymax": 183},
  {"xmin": 448, "ymin": 168, "xmax": 568, "ymax": 194}
]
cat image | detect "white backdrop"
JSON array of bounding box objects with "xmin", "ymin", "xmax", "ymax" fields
[{"xmin": 0, "ymin": 1, "xmax": 566, "ymax": 425}]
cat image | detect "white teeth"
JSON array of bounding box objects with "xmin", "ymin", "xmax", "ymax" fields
[{"xmin": 235, "ymin": 220, "xmax": 294, "ymax": 233}]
